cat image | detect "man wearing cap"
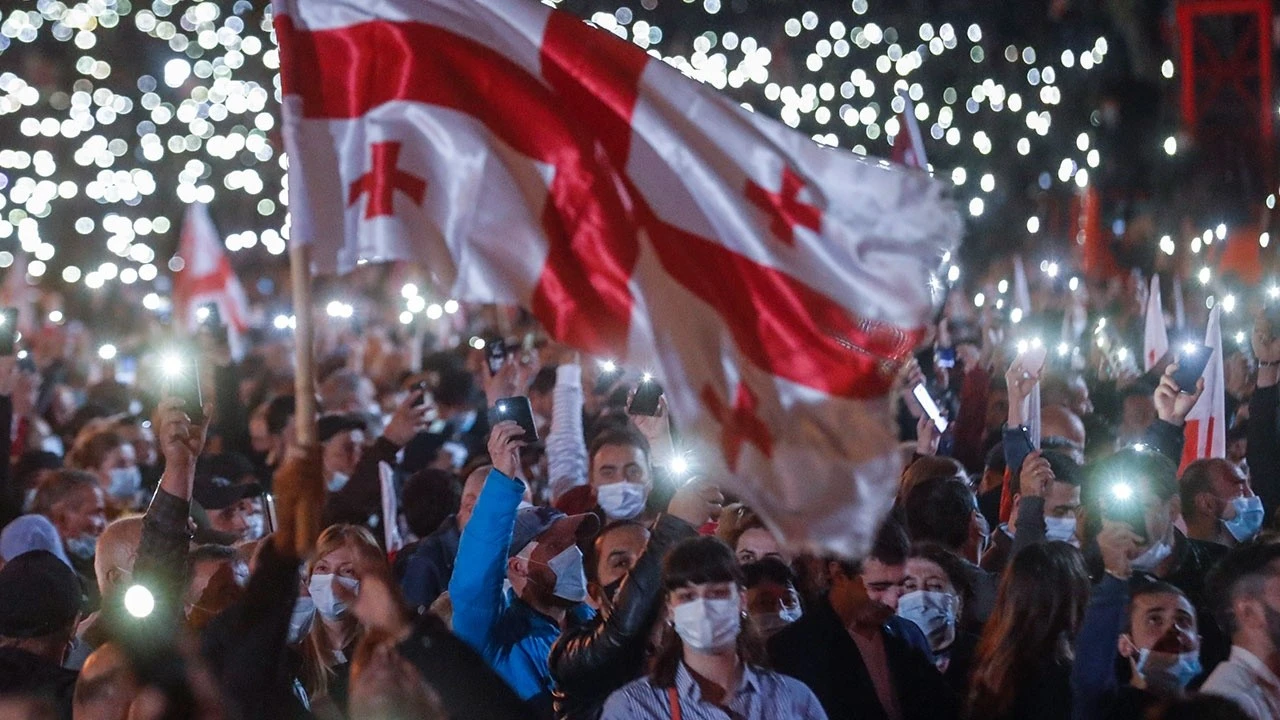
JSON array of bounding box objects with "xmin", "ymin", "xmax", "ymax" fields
[
  {"xmin": 450, "ymin": 420, "xmax": 598, "ymax": 717},
  {"xmin": 0, "ymin": 549, "xmax": 83, "ymax": 717},
  {"xmin": 192, "ymin": 453, "xmax": 263, "ymax": 544}
]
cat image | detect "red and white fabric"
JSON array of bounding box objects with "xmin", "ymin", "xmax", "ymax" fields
[
  {"xmin": 1011, "ymin": 255, "xmax": 1033, "ymax": 318},
  {"xmin": 1181, "ymin": 305, "xmax": 1225, "ymax": 471},
  {"xmin": 273, "ymin": 0, "xmax": 961, "ymax": 555},
  {"xmin": 891, "ymin": 90, "xmax": 928, "ymax": 170},
  {"xmin": 1143, "ymin": 274, "xmax": 1169, "ymax": 372},
  {"xmin": 172, "ymin": 203, "xmax": 250, "ymax": 358}
]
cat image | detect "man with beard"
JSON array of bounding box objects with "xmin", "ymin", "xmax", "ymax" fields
[{"xmin": 1201, "ymin": 542, "xmax": 1280, "ymax": 719}]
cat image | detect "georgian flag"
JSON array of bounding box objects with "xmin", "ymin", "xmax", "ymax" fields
[
  {"xmin": 171, "ymin": 203, "xmax": 250, "ymax": 358},
  {"xmin": 1144, "ymin": 274, "xmax": 1169, "ymax": 372},
  {"xmin": 273, "ymin": 0, "xmax": 961, "ymax": 555},
  {"xmin": 1180, "ymin": 306, "xmax": 1226, "ymax": 471}
]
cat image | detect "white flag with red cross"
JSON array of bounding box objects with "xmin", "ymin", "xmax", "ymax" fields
[
  {"xmin": 273, "ymin": 0, "xmax": 962, "ymax": 555},
  {"xmin": 171, "ymin": 203, "xmax": 250, "ymax": 358},
  {"xmin": 1143, "ymin": 274, "xmax": 1169, "ymax": 372},
  {"xmin": 1180, "ymin": 305, "xmax": 1225, "ymax": 471}
]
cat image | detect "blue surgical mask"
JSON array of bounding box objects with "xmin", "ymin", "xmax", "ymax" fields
[
  {"xmin": 107, "ymin": 467, "xmax": 143, "ymax": 501},
  {"xmin": 546, "ymin": 544, "xmax": 588, "ymax": 603},
  {"xmin": 1223, "ymin": 495, "xmax": 1265, "ymax": 543},
  {"xmin": 1044, "ymin": 516, "xmax": 1079, "ymax": 545},
  {"xmin": 288, "ymin": 595, "xmax": 315, "ymax": 644},
  {"xmin": 65, "ymin": 533, "xmax": 97, "ymax": 560},
  {"xmin": 1135, "ymin": 648, "xmax": 1202, "ymax": 690}
]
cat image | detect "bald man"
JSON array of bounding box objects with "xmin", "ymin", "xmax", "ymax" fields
[
  {"xmin": 73, "ymin": 643, "xmax": 136, "ymax": 720},
  {"xmin": 64, "ymin": 518, "xmax": 143, "ymax": 670},
  {"xmin": 399, "ymin": 465, "xmax": 492, "ymax": 612}
]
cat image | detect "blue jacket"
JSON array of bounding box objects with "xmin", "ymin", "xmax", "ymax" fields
[
  {"xmin": 1071, "ymin": 575, "xmax": 1129, "ymax": 720},
  {"xmin": 398, "ymin": 515, "xmax": 461, "ymax": 612},
  {"xmin": 449, "ymin": 469, "xmax": 561, "ymax": 706}
]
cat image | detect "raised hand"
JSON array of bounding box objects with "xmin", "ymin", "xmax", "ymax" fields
[
  {"xmin": 667, "ymin": 478, "xmax": 724, "ymax": 528},
  {"xmin": 487, "ymin": 420, "xmax": 526, "ymax": 480},
  {"xmin": 1153, "ymin": 364, "xmax": 1204, "ymax": 427},
  {"xmin": 154, "ymin": 396, "xmax": 212, "ymax": 473},
  {"xmin": 382, "ymin": 390, "xmax": 432, "ymax": 447}
]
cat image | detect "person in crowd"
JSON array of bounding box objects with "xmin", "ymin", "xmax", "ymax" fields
[
  {"xmin": 1248, "ymin": 320, "xmax": 1280, "ymax": 516},
  {"xmin": 975, "ymin": 442, "xmax": 1007, "ymax": 531},
  {"xmin": 1180, "ymin": 458, "xmax": 1263, "ymax": 547},
  {"xmin": 901, "ymin": 542, "xmax": 977, "ymax": 693},
  {"xmin": 319, "ymin": 369, "xmax": 379, "ymax": 417},
  {"xmin": 770, "ymin": 519, "xmax": 955, "ymax": 720},
  {"xmin": 984, "ymin": 449, "xmax": 1082, "ymax": 574},
  {"xmin": 111, "ymin": 416, "xmax": 159, "ymax": 492},
  {"xmin": 398, "ymin": 464, "xmax": 487, "ymax": 613},
  {"xmin": 901, "ymin": 475, "xmax": 997, "ymax": 629},
  {"xmin": 450, "ymin": 419, "xmax": 599, "ymax": 716},
  {"xmin": 192, "ymin": 453, "xmax": 263, "ymax": 544},
  {"xmin": 64, "ymin": 516, "xmax": 142, "ymax": 669},
  {"xmin": 968, "ymin": 542, "xmax": 1091, "ymax": 720},
  {"xmin": 398, "ymin": 467, "xmax": 461, "ymax": 544},
  {"xmin": 1199, "ymin": 541, "xmax": 1280, "ymax": 720},
  {"xmin": 65, "ymin": 428, "xmax": 143, "ymax": 513},
  {"xmin": 297, "ymin": 522, "xmax": 389, "ymax": 713},
  {"xmin": 1072, "ymin": 525, "xmax": 1203, "ymax": 720},
  {"xmin": 718, "ymin": 504, "xmax": 791, "ymax": 566},
  {"xmin": 600, "ymin": 535, "xmax": 827, "ymax": 719},
  {"xmin": 30, "ymin": 471, "xmax": 107, "ymax": 609},
  {"xmin": 744, "ymin": 557, "xmax": 804, "ymax": 638},
  {"xmin": 317, "ymin": 413, "xmax": 367, "ymax": 493},
  {"xmin": 251, "ymin": 394, "xmax": 296, "ymax": 480},
  {"xmin": 72, "ymin": 642, "xmax": 135, "ymax": 720},
  {"xmin": 0, "ymin": 514, "xmax": 71, "ymax": 570},
  {"xmin": 551, "ymin": 479, "xmax": 721, "ymax": 720},
  {"xmin": 0, "ymin": 550, "xmax": 83, "ymax": 718}
]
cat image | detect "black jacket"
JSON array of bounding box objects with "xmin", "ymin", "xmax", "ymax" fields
[
  {"xmin": 549, "ymin": 513, "xmax": 697, "ymax": 720},
  {"xmin": 0, "ymin": 647, "xmax": 76, "ymax": 720},
  {"xmin": 769, "ymin": 596, "xmax": 959, "ymax": 720},
  {"xmin": 397, "ymin": 613, "xmax": 536, "ymax": 720},
  {"xmin": 1249, "ymin": 385, "xmax": 1280, "ymax": 516},
  {"xmin": 1161, "ymin": 531, "xmax": 1230, "ymax": 671}
]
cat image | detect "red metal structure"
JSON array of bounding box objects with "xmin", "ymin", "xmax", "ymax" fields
[{"xmin": 1176, "ymin": 0, "xmax": 1273, "ymax": 186}]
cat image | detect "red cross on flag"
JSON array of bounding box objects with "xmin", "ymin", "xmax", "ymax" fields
[
  {"xmin": 172, "ymin": 203, "xmax": 250, "ymax": 358},
  {"xmin": 1180, "ymin": 306, "xmax": 1226, "ymax": 472},
  {"xmin": 1143, "ymin": 274, "xmax": 1169, "ymax": 372},
  {"xmin": 274, "ymin": 0, "xmax": 961, "ymax": 555}
]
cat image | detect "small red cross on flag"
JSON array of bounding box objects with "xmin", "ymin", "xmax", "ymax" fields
[
  {"xmin": 745, "ymin": 166, "xmax": 822, "ymax": 246},
  {"xmin": 348, "ymin": 141, "xmax": 427, "ymax": 219},
  {"xmin": 701, "ymin": 382, "xmax": 774, "ymax": 473}
]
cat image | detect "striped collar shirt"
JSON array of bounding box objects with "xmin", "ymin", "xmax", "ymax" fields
[{"xmin": 600, "ymin": 661, "xmax": 828, "ymax": 720}]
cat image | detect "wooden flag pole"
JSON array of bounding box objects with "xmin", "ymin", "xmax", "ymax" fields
[{"xmin": 288, "ymin": 239, "xmax": 317, "ymax": 447}]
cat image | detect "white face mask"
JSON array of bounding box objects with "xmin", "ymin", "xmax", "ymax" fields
[
  {"xmin": 546, "ymin": 544, "xmax": 588, "ymax": 603},
  {"xmin": 1130, "ymin": 528, "xmax": 1174, "ymax": 572},
  {"xmin": 41, "ymin": 436, "xmax": 64, "ymax": 457},
  {"xmin": 309, "ymin": 573, "xmax": 359, "ymax": 620},
  {"xmin": 107, "ymin": 467, "xmax": 143, "ymax": 500},
  {"xmin": 672, "ymin": 596, "xmax": 742, "ymax": 652},
  {"xmin": 1223, "ymin": 495, "xmax": 1265, "ymax": 543},
  {"xmin": 897, "ymin": 590, "xmax": 958, "ymax": 653},
  {"xmin": 244, "ymin": 512, "xmax": 265, "ymax": 541},
  {"xmin": 596, "ymin": 482, "xmax": 647, "ymax": 521},
  {"xmin": 66, "ymin": 533, "xmax": 97, "ymax": 560},
  {"xmin": 1044, "ymin": 516, "xmax": 1079, "ymax": 545},
  {"xmin": 326, "ymin": 472, "xmax": 351, "ymax": 493},
  {"xmin": 288, "ymin": 595, "xmax": 315, "ymax": 644}
]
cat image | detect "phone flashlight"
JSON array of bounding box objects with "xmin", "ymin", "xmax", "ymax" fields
[
  {"xmin": 912, "ymin": 383, "xmax": 948, "ymax": 433},
  {"xmin": 1110, "ymin": 482, "xmax": 1134, "ymax": 502}
]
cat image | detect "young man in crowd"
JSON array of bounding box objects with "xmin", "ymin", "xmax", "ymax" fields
[
  {"xmin": 1200, "ymin": 542, "xmax": 1280, "ymax": 720},
  {"xmin": 982, "ymin": 449, "xmax": 1082, "ymax": 575},
  {"xmin": 1180, "ymin": 458, "xmax": 1263, "ymax": 547},
  {"xmin": 398, "ymin": 463, "xmax": 490, "ymax": 612},
  {"xmin": 0, "ymin": 550, "xmax": 83, "ymax": 717}
]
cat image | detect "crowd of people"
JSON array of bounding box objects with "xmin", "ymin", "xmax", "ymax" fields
[{"xmin": 0, "ymin": 266, "xmax": 1278, "ymax": 720}]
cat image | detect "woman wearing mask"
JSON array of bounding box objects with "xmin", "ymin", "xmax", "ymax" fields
[
  {"xmin": 67, "ymin": 427, "xmax": 144, "ymax": 513},
  {"xmin": 743, "ymin": 557, "xmax": 803, "ymax": 638},
  {"xmin": 297, "ymin": 523, "xmax": 388, "ymax": 714},
  {"xmin": 967, "ymin": 542, "xmax": 1091, "ymax": 720},
  {"xmin": 600, "ymin": 536, "xmax": 827, "ymax": 719},
  {"xmin": 899, "ymin": 543, "xmax": 977, "ymax": 693}
]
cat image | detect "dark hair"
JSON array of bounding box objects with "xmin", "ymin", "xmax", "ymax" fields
[
  {"xmin": 588, "ymin": 426, "xmax": 650, "ymax": 467},
  {"xmin": 1087, "ymin": 447, "xmax": 1178, "ymax": 502},
  {"xmin": 649, "ymin": 536, "xmax": 763, "ymax": 687},
  {"xmin": 984, "ymin": 442, "xmax": 1006, "ymax": 475},
  {"xmin": 901, "ymin": 455, "xmax": 968, "ymax": 501},
  {"xmin": 903, "ymin": 477, "xmax": 975, "ymax": 551},
  {"xmin": 1122, "ymin": 579, "xmax": 1189, "ymax": 634},
  {"xmin": 530, "ymin": 366, "xmax": 557, "ymax": 396},
  {"xmin": 433, "ymin": 368, "xmax": 475, "ymax": 409},
  {"xmin": 743, "ymin": 556, "xmax": 797, "ymax": 589},
  {"xmin": 585, "ymin": 519, "xmax": 647, "ymax": 584},
  {"xmin": 1179, "ymin": 458, "xmax": 1235, "ymax": 521},
  {"xmin": 834, "ymin": 517, "xmax": 910, "ymax": 577},
  {"xmin": 908, "ymin": 542, "xmax": 973, "ymax": 606},
  {"xmin": 189, "ymin": 543, "xmax": 238, "ymax": 564},
  {"xmin": 31, "ymin": 470, "xmax": 101, "ymax": 516},
  {"xmin": 968, "ymin": 543, "xmax": 1091, "ymax": 718},
  {"xmin": 401, "ymin": 469, "xmax": 461, "ymax": 538},
  {"xmin": 265, "ymin": 395, "xmax": 296, "ymax": 435},
  {"xmin": 1151, "ymin": 695, "xmax": 1254, "ymax": 720},
  {"xmin": 1205, "ymin": 541, "xmax": 1280, "ymax": 637},
  {"xmin": 716, "ymin": 504, "xmax": 767, "ymax": 553},
  {"xmin": 1011, "ymin": 449, "xmax": 1081, "ymax": 495}
]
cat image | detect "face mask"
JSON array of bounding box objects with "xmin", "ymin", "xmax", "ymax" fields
[
  {"xmin": 107, "ymin": 467, "xmax": 143, "ymax": 500},
  {"xmin": 1131, "ymin": 528, "xmax": 1174, "ymax": 572},
  {"xmin": 309, "ymin": 573, "xmax": 359, "ymax": 620},
  {"xmin": 897, "ymin": 590, "xmax": 958, "ymax": 653},
  {"xmin": 244, "ymin": 512, "xmax": 265, "ymax": 541},
  {"xmin": 65, "ymin": 533, "xmax": 96, "ymax": 560},
  {"xmin": 1044, "ymin": 516, "xmax": 1079, "ymax": 545},
  {"xmin": 672, "ymin": 597, "xmax": 742, "ymax": 652},
  {"xmin": 41, "ymin": 436, "xmax": 64, "ymax": 456},
  {"xmin": 1135, "ymin": 648, "xmax": 1202, "ymax": 690},
  {"xmin": 1223, "ymin": 495, "xmax": 1265, "ymax": 543},
  {"xmin": 596, "ymin": 482, "xmax": 647, "ymax": 521},
  {"xmin": 752, "ymin": 605, "xmax": 802, "ymax": 637},
  {"xmin": 288, "ymin": 595, "xmax": 315, "ymax": 644},
  {"xmin": 546, "ymin": 544, "xmax": 589, "ymax": 602},
  {"xmin": 326, "ymin": 473, "xmax": 350, "ymax": 493}
]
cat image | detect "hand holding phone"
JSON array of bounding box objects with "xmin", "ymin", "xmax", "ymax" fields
[
  {"xmin": 912, "ymin": 383, "xmax": 948, "ymax": 433},
  {"xmin": 1101, "ymin": 481, "xmax": 1149, "ymax": 544},
  {"xmin": 163, "ymin": 354, "xmax": 205, "ymax": 424},
  {"xmin": 628, "ymin": 376, "xmax": 664, "ymax": 416},
  {"xmin": 487, "ymin": 396, "xmax": 538, "ymax": 442},
  {"xmin": 1171, "ymin": 343, "xmax": 1212, "ymax": 393}
]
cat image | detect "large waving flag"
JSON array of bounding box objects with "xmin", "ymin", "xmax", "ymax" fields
[
  {"xmin": 1143, "ymin": 274, "xmax": 1168, "ymax": 372},
  {"xmin": 891, "ymin": 90, "xmax": 928, "ymax": 170},
  {"xmin": 274, "ymin": 0, "xmax": 961, "ymax": 555},
  {"xmin": 1181, "ymin": 306, "xmax": 1226, "ymax": 471},
  {"xmin": 172, "ymin": 203, "xmax": 250, "ymax": 358}
]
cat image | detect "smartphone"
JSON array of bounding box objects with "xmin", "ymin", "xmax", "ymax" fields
[
  {"xmin": 410, "ymin": 380, "xmax": 430, "ymax": 407},
  {"xmin": 1018, "ymin": 340, "xmax": 1048, "ymax": 375},
  {"xmin": 936, "ymin": 346, "xmax": 956, "ymax": 369},
  {"xmin": 164, "ymin": 355, "xmax": 205, "ymax": 424},
  {"xmin": 0, "ymin": 308, "xmax": 18, "ymax": 356},
  {"xmin": 628, "ymin": 377, "xmax": 664, "ymax": 416},
  {"xmin": 1172, "ymin": 343, "xmax": 1212, "ymax": 393},
  {"xmin": 486, "ymin": 338, "xmax": 507, "ymax": 377},
  {"xmin": 912, "ymin": 383, "xmax": 948, "ymax": 433},
  {"xmin": 264, "ymin": 493, "xmax": 277, "ymax": 534},
  {"xmin": 1101, "ymin": 481, "xmax": 1149, "ymax": 543},
  {"xmin": 488, "ymin": 396, "xmax": 539, "ymax": 442},
  {"xmin": 594, "ymin": 363, "xmax": 624, "ymax": 395}
]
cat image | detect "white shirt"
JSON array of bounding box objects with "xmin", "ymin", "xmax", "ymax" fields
[{"xmin": 1201, "ymin": 646, "xmax": 1280, "ymax": 720}]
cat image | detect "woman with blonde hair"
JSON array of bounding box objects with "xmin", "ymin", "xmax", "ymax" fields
[{"xmin": 298, "ymin": 523, "xmax": 389, "ymax": 713}]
